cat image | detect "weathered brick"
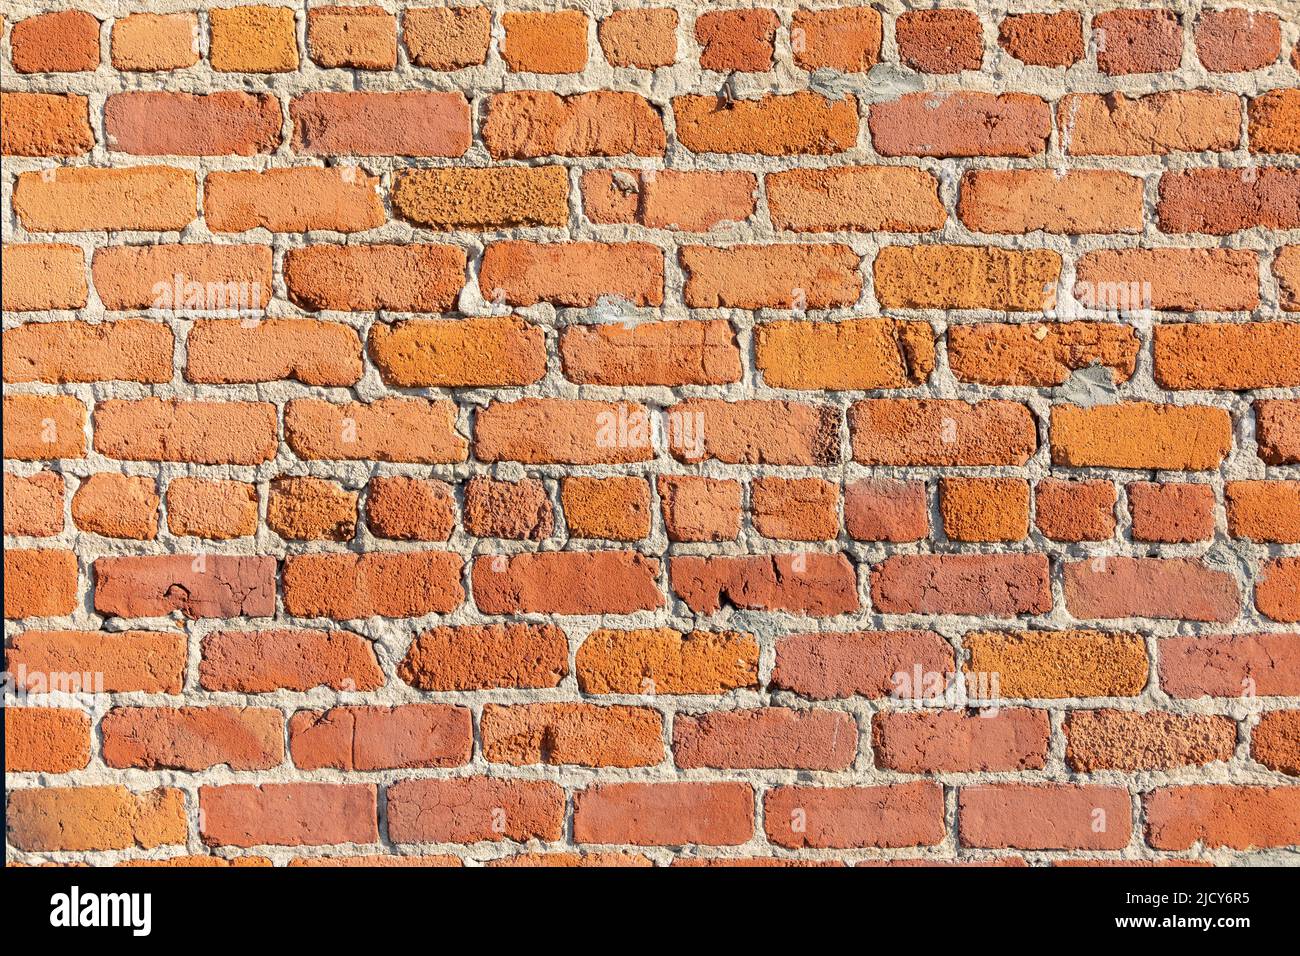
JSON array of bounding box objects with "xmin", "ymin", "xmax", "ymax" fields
[
  {"xmin": 473, "ymin": 551, "xmax": 662, "ymax": 615},
  {"xmin": 765, "ymin": 783, "xmax": 944, "ymax": 848},
  {"xmin": 599, "ymin": 9, "xmax": 677, "ymax": 68},
  {"xmin": 960, "ymin": 785, "xmax": 1131, "ymax": 849},
  {"xmin": 998, "ymin": 12, "xmax": 1084, "ymax": 66},
  {"xmin": 657, "ymin": 476, "xmax": 742, "ymax": 542},
  {"xmin": 1256, "ymin": 400, "xmax": 1300, "ymax": 465},
  {"xmin": 1127, "ymin": 482, "xmax": 1215, "ymax": 543},
  {"xmin": 1145, "ymin": 787, "xmax": 1300, "ymax": 850},
  {"xmin": 94, "ymin": 398, "xmax": 277, "ymax": 465},
  {"xmin": 5, "ymin": 320, "xmax": 172, "ymax": 383},
  {"xmin": 13, "ymin": 166, "xmax": 196, "ymax": 232},
  {"xmin": 1075, "ymin": 248, "xmax": 1259, "ymax": 312},
  {"xmin": 767, "ymin": 166, "xmax": 944, "ymax": 233},
  {"xmin": 751, "ymin": 477, "xmax": 839, "ymax": 541},
  {"xmin": 307, "ymin": 5, "xmax": 397, "ymax": 69},
  {"xmin": 575, "ymin": 783, "xmax": 753, "ymax": 845},
  {"xmin": 111, "ymin": 12, "xmax": 199, "ymax": 71},
  {"xmin": 388, "ymin": 778, "xmax": 564, "ymax": 843},
  {"xmin": 850, "ymin": 399, "xmax": 1037, "ymax": 466},
  {"xmin": 72, "ymin": 473, "xmax": 158, "ymax": 539},
  {"xmin": 10, "ymin": 11, "xmax": 100, "ymax": 73},
  {"xmin": 393, "ymin": 166, "xmax": 568, "ymax": 230},
  {"xmin": 844, "ymin": 479, "xmax": 929, "ymax": 542},
  {"xmin": 188, "ymin": 319, "xmax": 361, "ymax": 386},
  {"xmin": 1160, "ymin": 633, "xmax": 1300, "ymax": 698},
  {"xmin": 290, "ymin": 705, "xmax": 471, "ymax": 770},
  {"xmin": 673, "ymin": 92, "xmax": 857, "ymax": 155},
  {"xmin": 1052, "ymin": 403, "xmax": 1231, "ymax": 470},
  {"xmin": 1249, "ymin": 89, "xmax": 1300, "ymax": 154},
  {"xmin": 668, "ymin": 399, "xmax": 839, "ymax": 465},
  {"xmin": 940, "ymin": 477, "xmax": 1030, "ymax": 542},
  {"xmin": 209, "ymin": 5, "xmax": 300, "ymax": 73},
  {"xmin": 696, "ymin": 9, "xmax": 777, "ymax": 72},
  {"xmin": 463, "ymin": 476, "xmax": 552, "ymax": 540},
  {"xmin": 92, "ymin": 243, "xmax": 271, "ymax": 312},
  {"xmin": 167, "ymin": 479, "xmax": 258, "ymax": 540},
  {"xmin": 1, "ymin": 244, "xmax": 88, "ymax": 311},
  {"xmin": 4, "ymin": 550, "xmax": 77, "ymax": 619},
  {"xmin": 267, "ymin": 477, "xmax": 358, "ymax": 542},
  {"xmin": 874, "ymin": 709, "xmax": 1049, "ymax": 773},
  {"xmin": 680, "ymin": 243, "xmax": 860, "ymax": 309},
  {"xmin": 959, "ymin": 169, "xmax": 1144, "ymax": 234},
  {"xmin": 8, "ymin": 629, "xmax": 186, "ymax": 694},
  {"xmin": 582, "ymin": 169, "xmax": 757, "ymax": 231},
  {"xmin": 474, "ymin": 398, "xmax": 653, "ymax": 464},
  {"xmin": 874, "ymin": 245, "xmax": 1060, "ymax": 310},
  {"xmin": 482, "ymin": 703, "xmax": 663, "ymax": 767},
  {"xmin": 1060, "ymin": 91, "xmax": 1241, "ymax": 155},
  {"xmin": 560, "ymin": 319, "xmax": 741, "ymax": 386},
  {"xmin": 576, "ymin": 627, "xmax": 758, "ymax": 695},
  {"xmin": 3, "ymin": 471, "xmax": 65, "ymax": 537},
  {"xmin": 484, "ymin": 91, "xmax": 665, "ymax": 158},
  {"xmin": 1158, "ymin": 167, "xmax": 1300, "ymax": 234},
  {"xmin": 400, "ymin": 623, "xmax": 569, "ymax": 691},
  {"xmin": 872, "ymin": 554, "xmax": 1051, "ymax": 618},
  {"xmin": 4, "ymin": 707, "xmax": 90, "ymax": 773},
  {"xmin": 105, "ymin": 92, "xmax": 281, "ymax": 156},
  {"xmin": 204, "ymin": 167, "xmax": 385, "ymax": 233},
  {"xmin": 1258, "ymin": 558, "xmax": 1300, "ymax": 622},
  {"xmin": 201, "ymin": 784, "xmax": 377, "ymax": 847},
  {"xmin": 947, "ymin": 322, "xmax": 1138, "ymax": 386},
  {"xmin": 94, "ymin": 554, "xmax": 275, "ymax": 619},
  {"xmin": 791, "ymin": 7, "xmax": 882, "ymax": 71},
  {"xmin": 282, "ymin": 551, "xmax": 464, "ymax": 619},
  {"xmin": 200, "ymin": 628, "xmax": 383, "ymax": 693},
  {"xmin": 103, "ymin": 707, "xmax": 284, "ymax": 771},
  {"xmin": 965, "ymin": 630, "xmax": 1148, "ymax": 698},
  {"xmin": 895, "ymin": 9, "xmax": 983, "ymax": 73},
  {"xmin": 403, "ymin": 6, "xmax": 490, "ymax": 69},
  {"xmin": 870, "ymin": 93, "xmax": 1050, "ymax": 157},
  {"xmin": 1064, "ymin": 557, "xmax": 1239, "ymax": 622},
  {"xmin": 8, "ymin": 786, "xmax": 185, "ymax": 852},
  {"xmin": 671, "ymin": 553, "xmax": 857, "ymax": 617},
  {"xmin": 1035, "ymin": 479, "xmax": 1117, "ymax": 542},
  {"xmin": 1, "ymin": 92, "xmax": 94, "ymax": 156},
  {"xmin": 284, "ymin": 243, "xmax": 466, "ymax": 312},
  {"xmin": 1155, "ymin": 322, "xmax": 1300, "ymax": 389},
  {"xmin": 562, "ymin": 476, "xmax": 652, "ymax": 541},
  {"xmin": 3, "ymin": 394, "xmax": 86, "ymax": 460},
  {"xmin": 1253, "ymin": 711, "xmax": 1300, "ymax": 775},
  {"xmin": 365, "ymin": 477, "xmax": 455, "ymax": 541},
  {"xmin": 1195, "ymin": 9, "xmax": 1280, "ymax": 72},
  {"xmin": 1065, "ymin": 710, "xmax": 1236, "ymax": 771},
  {"xmin": 675, "ymin": 708, "xmax": 855, "ymax": 770},
  {"xmin": 290, "ymin": 92, "xmax": 470, "ymax": 156},
  {"xmin": 1226, "ymin": 480, "xmax": 1300, "ymax": 543},
  {"xmin": 502, "ymin": 10, "xmax": 588, "ymax": 73},
  {"xmin": 1094, "ymin": 9, "xmax": 1182, "ymax": 75},
  {"xmin": 285, "ymin": 398, "xmax": 466, "ymax": 464}
]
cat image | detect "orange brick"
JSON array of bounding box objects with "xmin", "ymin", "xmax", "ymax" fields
[
  {"xmin": 964, "ymin": 630, "xmax": 1148, "ymax": 698},
  {"xmin": 3, "ymin": 394, "xmax": 86, "ymax": 460},
  {"xmin": 850, "ymin": 399, "xmax": 1036, "ymax": 466},
  {"xmin": 388, "ymin": 778, "xmax": 563, "ymax": 844},
  {"xmin": 283, "ymin": 243, "xmax": 466, "ymax": 312},
  {"xmin": 463, "ymin": 476, "xmax": 553, "ymax": 540},
  {"xmin": 94, "ymin": 398, "xmax": 277, "ymax": 465},
  {"xmin": 482, "ymin": 703, "xmax": 663, "ymax": 767},
  {"xmin": 209, "ymin": 5, "xmax": 299, "ymax": 72},
  {"xmin": 1, "ymin": 92, "xmax": 94, "ymax": 156},
  {"xmin": 365, "ymin": 476, "xmax": 455, "ymax": 541},
  {"xmin": 874, "ymin": 245, "xmax": 1060, "ymax": 311},
  {"xmin": 657, "ymin": 475, "xmax": 742, "ymax": 543},
  {"xmin": 1258, "ymin": 557, "xmax": 1300, "ymax": 622},
  {"xmin": 502, "ymin": 11, "xmax": 588, "ymax": 74},
  {"xmin": 896, "ymin": 9, "xmax": 982, "ymax": 73},
  {"xmin": 71, "ymin": 473, "xmax": 159, "ymax": 539},
  {"xmin": 940, "ymin": 477, "xmax": 1030, "ymax": 542},
  {"xmin": 1094, "ymin": 9, "xmax": 1182, "ymax": 75},
  {"xmin": 1254, "ymin": 711, "xmax": 1300, "ymax": 775},
  {"xmin": 844, "ymin": 479, "xmax": 928, "ymax": 542},
  {"xmin": 290, "ymin": 704, "xmax": 471, "ymax": 770},
  {"xmin": 307, "ymin": 5, "xmax": 396, "ymax": 69},
  {"xmin": 473, "ymin": 551, "xmax": 662, "ymax": 616},
  {"xmin": 393, "ymin": 166, "xmax": 569, "ymax": 229},
  {"xmin": 1075, "ymin": 248, "xmax": 1259, "ymax": 312},
  {"xmin": 4, "ymin": 549, "xmax": 77, "ymax": 619},
  {"xmin": 187, "ymin": 319, "xmax": 362, "ymax": 386},
  {"xmin": 562, "ymin": 476, "xmax": 652, "ymax": 541},
  {"xmin": 200, "ymin": 628, "xmax": 383, "ymax": 693},
  {"xmin": 111, "ymin": 12, "xmax": 199, "ymax": 70},
  {"xmin": 1060, "ymin": 91, "xmax": 1241, "ymax": 155},
  {"xmin": 559, "ymin": 319, "xmax": 741, "ymax": 386},
  {"xmin": 402, "ymin": 6, "xmax": 490, "ymax": 69},
  {"xmin": 581, "ymin": 169, "xmax": 756, "ymax": 231},
  {"xmin": 998, "ymin": 12, "xmax": 1084, "ymax": 66},
  {"xmin": 599, "ymin": 9, "xmax": 677, "ymax": 68},
  {"xmin": 481, "ymin": 241, "xmax": 663, "ymax": 307},
  {"xmin": 204, "ymin": 167, "xmax": 385, "ymax": 233},
  {"xmin": 370, "ymin": 317, "xmax": 545, "ymax": 387},
  {"xmin": 8, "ymin": 629, "xmax": 186, "ymax": 694},
  {"xmin": 1256, "ymin": 400, "xmax": 1300, "ymax": 465},
  {"xmin": 1034, "ymin": 479, "xmax": 1117, "ymax": 542},
  {"xmin": 1249, "ymin": 89, "xmax": 1300, "ymax": 154},
  {"xmin": 959, "ymin": 169, "xmax": 1144, "ymax": 234},
  {"xmin": 1, "ymin": 244, "xmax": 88, "ymax": 311},
  {"xmin": 474, "ymin": 398, "xmax": 654, "ymax": 465},
  {"xmin": 201, "ymin": 784, "xmax": 377, "ymax": 848},
  {"xmin": 1146, "ymin": 786, "xmax": 1300, "ymax": 850},
  {"xmin": 13, "ymin": 166, "xmax": 196, "ymax": 232},
  {"xmin": 103, "ymin": 707, "xmax": 283, "ymax": 771},
  {"xmin": 1065, "ymin": 710, "xmax": 1236, "ymax": 771},
  {"xmin": 93, "ymin": 243, "xmax": 271, "ymax": 312},
  {"xmin": 94, "ymin": 555, "xmax": 275, "ymax": 619},
  {"xmin": 576, "ymin": 627, "xmax": 758, "ymax": 695},
  {"xmin": 669, "ymin": 398, "xmax": 839, "ymax": 465},
  {"xmin": 484, "ymin": 91, "xmax": 665, "ymax": 159},
  {"xmin": 751, "ymin": 477, "xmax": 839, "ymax": 541},
  {"xmin": 1276, "ymin": 247, "xmax": 1300, "ymax": 310},
  {"xmin": 1226, "ymin": 481, "xmax": 1300, "ymax": 543},
  {"xmin": 947, "ymin": 322, "xmax": 1138, "ymax": 387},
  {"xmin": 4, "ymin": 708, "xmax": 90, "ymax": 773},
  {"xmin": 8, "ymin": 786, "xmax": 185, "ymax": 852},
  {"xmin": 755, "ymin": 318, "xmax": 934, "ymax": 389},
  {"xmin": 674, "ymin": 91, "xmax": 857, "ymax": 155},
  {"xmin": 400, "ymin": 623, "xmax": 568, "ymax": 691},
  {"xmin": 680, "ymin": 244, "xmax": 860, "ymax": 309},
  {"xmin": 167, "ymin": 478, "xmax": 258, "ymax": 539},
  {"xmin": 290, "ymin": 92, "xmax": 470, "ymax": 157},
  {"xmin": 285, "ymin": 398, "xmax": 466, "ymax": 464},
  {"xmin": 1154, "ymin": 322, "xmax": 1300, "ymax": 389},
  {"xmin": 105, "ymin": 92, "xmax": 281, "ymax": 155},
  {"xmin": 283, "ymin": 551, "xmax": 464, "ymax": 619},
  {"xmin": 696, "ymin": 9, "xmax": 777, "ymax": 72},
  {"xmin": 791, "ymin": 7, "xmax": 882, "ymax": 71},
  {"xmin": 1051, "ymin": 403, "xmax": 1232, "ymax": 470},
  {"xmin": 11, "ymin": 12, "xmax": 100, "ymax": 73},
  {"xmin": 3, "ymin": 471, "xmax": 65, "ymax": 537},
  {"xmin": 767, "ymin": 166, "xmax": 944, "ymax": 233},
  {"xmin": 267, "ymin": 477, "xmax": 358, "ymax": 542},
  {"xmin": 4, "ymin": 320, "xmax": 171, "ymax": 383},
  {"xmin": 870, "ymin": 92, "xmax": 1050, "ymax": 158}
]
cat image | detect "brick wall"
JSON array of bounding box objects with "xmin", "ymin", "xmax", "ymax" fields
[{"xmin": 3, "ymin": 0, "xmax": 1298, "ymax": 866}]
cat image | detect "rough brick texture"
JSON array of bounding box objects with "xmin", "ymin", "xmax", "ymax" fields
[{"xmin": 3, "ymin": 0, "xmax": 1297, "ymax": 869}]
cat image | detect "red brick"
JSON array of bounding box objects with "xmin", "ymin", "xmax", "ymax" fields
[
  {"xmin": 93, "ymin": 243, "xmax": 271, "ymax": 312},
  {"xmin": 267, "ymin": 477, "xmax": 357, "ymax": 542},
  {"xmin": 871, "ymin": 554, "xmax": 1051, "ymax": 618},
  {"xmin": 209, "ymin": 5, "xmax": 299, "ymax": 73},
  {"xmin": 4, "ymin": 549, "xmax": 77, "ymax": 619},
  {"xmin": 72, "ymin": 472, "xmax": 158, "ymax": 539},
  {"xmin": 1195, "ymin": 9, "xmax": 1281, "ymax": 71},
  {"xmin": 11, "ymin": 12, "xmax": 100, "ymax": 73},
  {"xmin": 1249, "ymin": 89, "xmax": 1300, "ymax": 154},
  {"xmin": 370, "ymin": 317, "xmax": 546, "ymax": 388},
  {"xmin": 1256, "ymin": 400, "xmax": 1300, "ymax": 465},
  {"xmin": 574, "ymin": 782, "xmax": 753, "ymax": 845},
  {"xmin": 560, "ymin": 320, "xmax": 741, "ymax": 387},
  {"xmin": 1158, "ymin": 167, "xmax": 1300, "ymax": 234},
  {"xmin": 561, "ymin": 476, "xmax": 652, "ymax": 541},
  {"xmin": 680, "ymin": 243, "xmax": 860, "ymax": 309},
  {"xmin": 3, "ymin": 394, "xmax": 86, "ymax": 460},
  {"xmin": 1075, "ymin": 248, "xmax": 1258, "ymax": 312},
  {"xmin": 201, "ymin": 784, "xmax": 377, "ymax": 848},
  {"xmin": 462, "ymin": 476, "xmax": 553, "ymax": 540},
  {"xmin": 668, "ymin": 399, "xmax": 839, "ymax": 465},
  {"xmin": 1128, "ymin": 482, "xmax": 1215, "ymax": 543},
  {"xmin": 1160, "ymin": 632, "xmax": 1300, "ymax": 698},
  {"xmin": 998, "ymin": 12, "xmax": 1084, "ymax": 66},
  {"xmin": 187, "ymin": 319, "xmax": 361, "ymax": 386},
  {"xmin": 1064, "ymin": 710, "xmax": 1236, "ymax": 771},
  {"xmin": 111, "ymin": 12, "xmax": 200, "ymax": 71},
  {"xmin": 870, "ymin": 93, "xmax": 1050, "ymax": 157},
  {"xmin": 765, "ymin": 783, "xmax": 944, "ymax": 848},
  {"xmin": 1, "ymin": 92, "xmax": 94, "ymax": 156},
  {"xmin": 1145, "ymin": 787, "xmax": 1300, "ymax": 850},
  {"xmin": 1253, "ymin": 711, "xmax": 1300, "ymax": 775},
  {"xmin": 1226, "ymin": 480, "xmax": 1300, "ymax": 543},
  {"xmin": 1094, "ymin": 9, "xmax": 1183, "ymax": 75},
  {"xmin": 1034, "ymin": 479, "xmax": 1117, "ymax": 542},
  {"xmin": 365, "ymin": 476, "xmax": 455, "ymax": 541},
  {"xmin": 875, "ymin": 709, "xmax": 1049, "ymax": 773},
  {"xmin": 673, "ymin": 92, "xmax": 858, "ymax": 155},
  {"xmin": 200, "ymin": 629, "xmax": 384, "ymax": 693},
  {"xmin": 1258, "ymin": 558, "xmax": 1300, "ymax": 622},
  {"xmin": 1155, "ymin": 321, "xmax": 1300, "ymax": 389},
  {"xmin": 205, "ymin": 167, "xmax": 385, "ymax": 233},
  {"xmin": 103, "ymin": 707, "xmax": 283, "ymax": 771},
  {"xmin": 307, "ymin": 5, "xmax": 397, "ymax": 69},
  {"xmin": 896, "ymin": 9, "xmax": 983, "ymax": 73},
  {"xmin": 959, "ymin": 169, "xmax": 1144, "ymax": 234},
  {"xmin": 696, "ymin": 9, "xmax": 777, "ymax": 72},
  {"xmin": 850, "ymin": 399, "xmax": 1037, "ymax": 466},
  {"xmin": 167, "ymin": 478, "xmax": 257, "ymax": 539},
  {"xmin": 671, "ymin": 553, "xmax": 857, "ymax": 617},
  {"xmin": 482, "ymin": 703, "xmax": 663, "ymax": 767},
  {"xmin": 844, "ymin": 479, "xmax": 929, "ymax": 542},
  {"xmin": 766, "ymin": 166, "xmax": 944, "ymax": 233},
  {"xmin": 285, "ymin": 398, "xmax": 466, "ymax": 464},
  {"xmin": 473, "ymin": 551, "xmax": 662, "ymax": 615},
  {"xmin": 388, "ymin": 778, "xmax": 564, "ymax": 843},
  {"xmin": 400, "ymin": 624, "xmax": 569, "ymax": 691},
  {"xmin": 484, "ymin": 91, "xmax": 665, "ymax": 158},
  {"xmin": 105, "ymin": 92, "xmax": 281, "ymax": 156},
  {"xmin": 674, "ymin": 708, "xmax": 855, "ymax": 770},
  {"xmin": 481, "ymin": 241, "xmax": 663, "ymax": 307},
  {"xmin": 940, "ymin": 476, "xmax": 1030, "ymax": 543},
  {"xmin": 966, "ymin": 630, "xmax": 1148, "ymax": 699},
  {"xmin": 751, "ymin": 477, "xmax": 839, "ymax": 541},
  {"xmin": 290, "ymin": 705, "xmax": 472, "ymax": 770},
  {"xmin": 1064, "ymin": 557, "xmax": 1240, "ymax": 622},
  {"xmin": 874, "ymin": 245, "xmax": 1061, "ymax": 310},
  {"xmin": 960, "ymin": 784, "xmax": 1131, "ymax": 849},
  {"xmin": 282, "ymin": 551, "xmax": 463, "ymax": 619},
  {"xmin": 93, "ymin": 554, "xmax": 275, "ymax": 619},
  {"xmin": 581, "ymin": 169, "xmax": 756, "ymax": 231},
  {"xmin": 290, "ymin": 92, "xmax": 470, "ymax": 156}
]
